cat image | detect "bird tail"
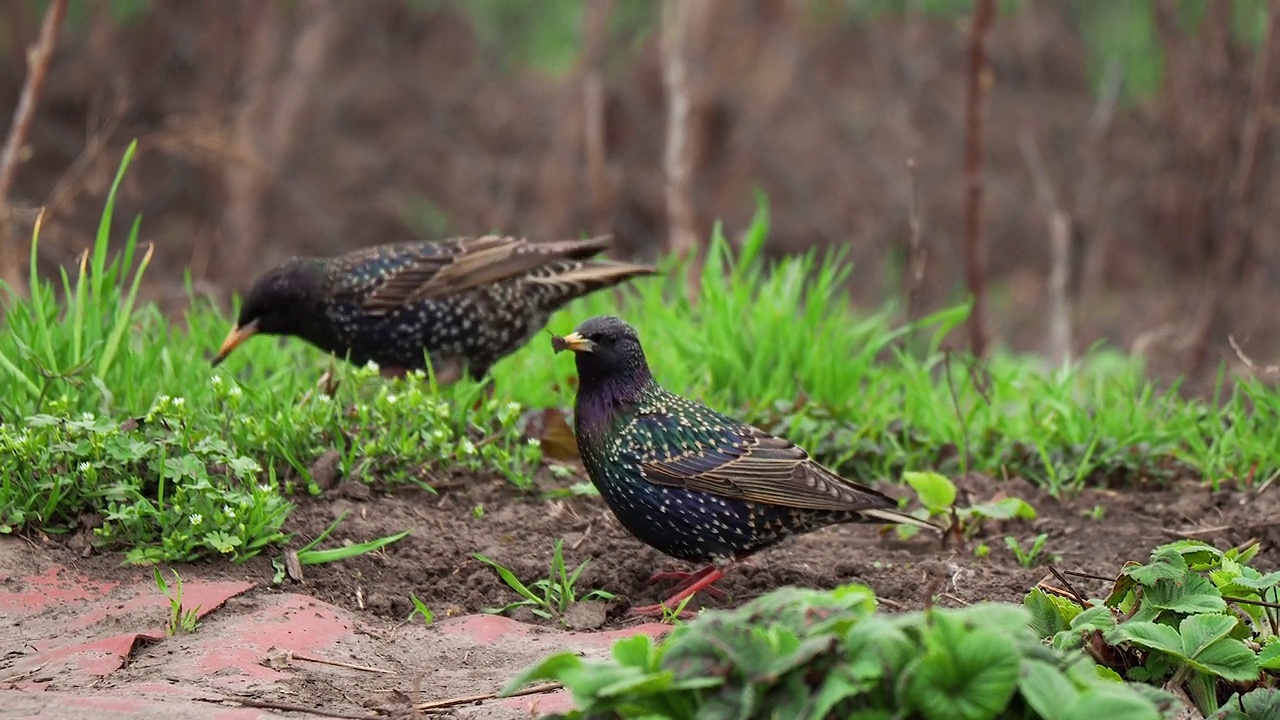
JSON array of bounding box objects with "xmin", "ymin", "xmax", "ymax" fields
[
  {"xmin": 861, "ymin": 507, "xmax": 943, "ymax": 533},
  {"xmin": 538, "ymin": 234, "xmax": 617, "ymax": 260}
]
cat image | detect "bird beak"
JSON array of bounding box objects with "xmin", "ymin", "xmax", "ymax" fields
[
  {"xmin": 211, "ymin": 319, "xmax": 259, "ymax": 367},
  {"xmin": 551, "ymin": 332, "xmax": 594, "ymax": 354}
]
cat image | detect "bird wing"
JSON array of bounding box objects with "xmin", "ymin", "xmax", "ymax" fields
[
  {"xmin": 359, "ymin": 235, "xmax": 612, "ymax": 314},
  {"xmin": 633, "ymin": 412, "xmax": 898, "ymax": 512}
]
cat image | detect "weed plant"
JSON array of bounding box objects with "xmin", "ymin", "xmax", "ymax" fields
[
  {"xmin": 503, "ymin": 583, "xmax": 1180, "ymax": 719},
  {"xmin": 3, "ymin": 144, "xmax": 1280, "ymax": 562},
  {"xmin": 1028, "ymin": 540, "xmax": 1280, "ymax": 718}
]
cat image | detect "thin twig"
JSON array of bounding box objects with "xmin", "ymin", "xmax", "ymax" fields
[
  {"xmin": 960, "ymin": 0, "xmax": 996, "ymax": 358},
  {"xmin": 0, "ymin": 0, "xmax": 67, "ymax": 300},
  {"xmin": 1228, "ymin": 334, "xmax": 1280, "ymax": 377},
  {"xmin": 1224, "ymin": 595, "xmax": 1280, "ymax": 611},
  {"xmin": 207, "ymin": 697, "xmax": 379, "ymax": 720},
  {"xmin": 292, "ymin": 652, "xmax": 396, "ymax": 675},
  {"xmin": 417, "ymin": 682, "xmax": 564, "ymax": 711},
  {"xmin": 1061, "ymin": 569, "xmax": 1117, "ymax": 583},
  {"xmin": 904, "ymin": 157, "xmax": 927, "ymax": 323},
  {"xmin": 1017, "ymin": 133, "xmax": 1072, "ymax": 366},
  {"xmin": 1046, "ymin": 566, "xmax": 1090, "ymax": 609}
]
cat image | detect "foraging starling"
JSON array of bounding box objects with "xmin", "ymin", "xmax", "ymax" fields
[
  {"xmin": 552, "ymin": 315, "xmax": 938, "ymax": 616},
  {"xmin": 211, "ymin": 235, "xmax": 655, "ymax": 383}
]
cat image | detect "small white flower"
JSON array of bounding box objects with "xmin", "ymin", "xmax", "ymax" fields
[
  {"xmin": 364, "ymin": 360, "xmax": 381, "ymax": 373},
  {"xmin": 432, "ymin": 430, "xmax": 446, "ymax": 441},
  {"xmin": 77, "ymin": 461, "xmax": 92, "ymax": 472},
  {"xmin": 81, "ymin": 412, "xmax": 94, "ymax": 420},
  {"xmin": 386, "ymin": 394, "xmax": 399, "ymax": 405},
  {"xmin": 157, "ymin": 395, "xmax": 171, "ymax": 404},
  {"xmin": 189, "ymin": 513, "xmax": 203, "ymax": 526},
  {"xmin": 258, "ymin": 484, "xmax": 271, "ymax": 493},
  {"xmin": 527, "ymin": 438, "xmax": 541, "ymax": 448},
  {"xmin": 172, "ymin": 397, "xmax": 186, "ymax": 406},
  {"xmin": 459, "ymin": 439, "xmax": 476, "ymax": 455},
  {"xmin": 228, "ymin": 386, "xmax": 242, "ymax": 398},
  {"xmin": 223, "ymin": 505, "xmax": 234, "ymax": 518},
  {"xmin": 210, "ymin": 375, "xmax": 223, "ymax": 386}
]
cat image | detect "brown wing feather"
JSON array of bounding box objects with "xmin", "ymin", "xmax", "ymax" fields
[
  {"xmin": 362, "ymin": 235, "xmax": 614, "ymax": 312},
  {"xmin": 640, "ymin": 428, "xmax": 899, "ymax": 512}
]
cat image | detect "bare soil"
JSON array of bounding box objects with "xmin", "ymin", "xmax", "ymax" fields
[
  {"xmin": 7, "ymin": 469, "xmax": 1280, "ymax": 718},
  {"xmin": 46, "ymin": 470, "xmax": 1280, "ymax": 627}
]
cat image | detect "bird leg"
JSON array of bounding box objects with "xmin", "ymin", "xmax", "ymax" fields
[
  {"xmin": 299, "ymin": 358, "xmax": 340, "ymax": 405},
  {"xmin": 628, "ymin": 564, "xmax": 729, "ymax": 618},
  {"xmin": 646, "ymin": 565, "xmax": 727, "ymax": 599}
]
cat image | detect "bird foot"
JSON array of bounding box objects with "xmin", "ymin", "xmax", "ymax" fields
[
  {"xmin": 629, "ymin": 566, "xmax": 728, "ymax": 617},
  {"xmin": 647, "ymin": 567, "xmax": 727, "ymax": 600}
]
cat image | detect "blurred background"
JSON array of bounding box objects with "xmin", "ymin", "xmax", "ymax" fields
[{"xmin": 0, "ymin": 0, "xmax": 1277, "ymax": 390}]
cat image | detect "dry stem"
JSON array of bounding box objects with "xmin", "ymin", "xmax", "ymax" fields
[
  {"xmin": 0, "ymin": 0, "xmax": 68, "ymax": 301},
  {"xmin": 960, "ymin": 0, "xmax": 996, "ymax": 358},
  {"xmin": 661, "ymin": 0, "xmax": 702, "ymax": 296},
  {"xmin": 583, "ymin": 0, "xmax": 613, "ymax": 238}
]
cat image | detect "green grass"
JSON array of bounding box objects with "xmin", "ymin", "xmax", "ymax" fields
[{"xmin": 2, "ymin": 144, "xmax": 1280, "ymax": 564}]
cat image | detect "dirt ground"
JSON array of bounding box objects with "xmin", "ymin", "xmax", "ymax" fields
[
  {"xmin": 246, "ymin": 470, "xmax": 1280, "ymax": 624},
  {"xmin": 36, "ymin": 468, "xmax": 1280, "ymax": 627},
  {"xmin": 4, "ymin": 468, "xmax": 1279, "ymax": 717}
]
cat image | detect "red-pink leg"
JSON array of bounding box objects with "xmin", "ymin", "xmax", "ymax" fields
[
  {"xmin": 647, "ymin": 566, "xmax": 726, "ymax": 600},
  {"xmin": 629, "ymin": 566, "xmax": 728, "ymax": 617}
]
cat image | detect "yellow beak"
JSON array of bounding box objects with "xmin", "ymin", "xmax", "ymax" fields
[
  {"xmin": 211, "ymin": 319, "xmax": 259, "ymax": 367},
  {"xmin": 551, "ymin": 331, "xmax": 594, "ymax": 354}
]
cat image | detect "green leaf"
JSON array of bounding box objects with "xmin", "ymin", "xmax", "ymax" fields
[
  {"xmin": 903, "ymin": 471, "xmax": 956, "ymax": 512},
  {"xmin": 498, "ymin": 652, "xmax": 582, "ymax": 696},
  {"xmin": 611, "ymin": 633, "xmax": 656, "ymax": 669},
  {"xmin": 1258, "ymin": 642, "xmax": 1280, "ymax": 671},
  {"xmin": 1146, "ymin": 573, "xmax": 1226, "ymax": 614},
  {"xmin": 1125, "ymin": 546, "xmax": 1189, "ymax": 586},
  {"xmin": 969, "ymin": 497, "xmax": 1037, "ymax": 520},
  {"xmin": 1107, "ymin": 621, "xmax": 1185, "ymax": 658},
  {"xmin": 1188, "ymin": 636, "xmax": 1258, "ymax": 682},
  {"xmin": 1179, "ymin": 614, "xmax": 1238, "ymax": 658},
  {"xmin": 810, "ymin": 668, "xmax": 870, "ymax": 719},
  {"xmin": 906, "ymin": 618, "xmax": 1021, "ymax": 720},
  {"xmin": 1062, "ymin": 686, "xmax": 1161, "ymax": 720},
  {"xmin": 1019, "ymin": 657, "xmax": 1080, "ymax": 720},
  {"xmin": 1026, "ymin": 589, "xmax": 1083, "ymax": 639},
  {"xmin": 1231, "ymin": 571, "xmax": 1280, "ymax": 591},
  {"xmin": 1216, "ymin": 689, "xmax": 1280, "ymax": 720}
]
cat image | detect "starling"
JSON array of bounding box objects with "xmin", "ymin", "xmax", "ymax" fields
[
  {"xmin": 552, "ymin": 315, "xmax": 938, "ymax": 616},
  {"xmin": 211, "ymin": 235, "xmax": 655, "ymax": 383}
]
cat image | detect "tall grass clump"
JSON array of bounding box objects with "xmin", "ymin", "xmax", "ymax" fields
[
  {"xmin": 3, "ymin": 143, "xmax": 1279, "ymax": 564},
  {"xmin": 494, "ymin": 195, "xmax": 1280, "ymax": 494},
  {"xmin": 0, "ymin": 144, "xmax": 543, "ymax": 561}
]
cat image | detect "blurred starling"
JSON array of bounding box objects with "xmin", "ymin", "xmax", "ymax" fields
[
  {"xmin": 552, "ymin": 315, "xmax": 938, "ymax": 616},
  {"xmin": 211, "ymin": 235, "xmax": 655, "ymax": 383}
]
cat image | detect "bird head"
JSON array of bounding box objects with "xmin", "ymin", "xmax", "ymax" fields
[
  {"xmin": 552, "ymin": 315, "xmax": 652, "ymax": 390},
  {"xmin": 212, "ymin": 258, "xmax": 326, "ymax": 367}
]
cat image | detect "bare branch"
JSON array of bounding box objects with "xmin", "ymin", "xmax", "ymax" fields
[
  {"xmin": 661, "ymin": 0, "xmax": 700, "ymax": 269},
  {"xmin": 583, "ymin": 0, "xmax": 613, "ymax": 238},
  {"xmin": 0, "ymin": 0, "xmax": 68, "ymax": 300},
  {"xmin": 1018, "ymin": 133, "xmax": 1072, "ymax": 366},
  {"xmin": 960, "ymin": 0, "xmax": 996, "ymax": 358}
]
